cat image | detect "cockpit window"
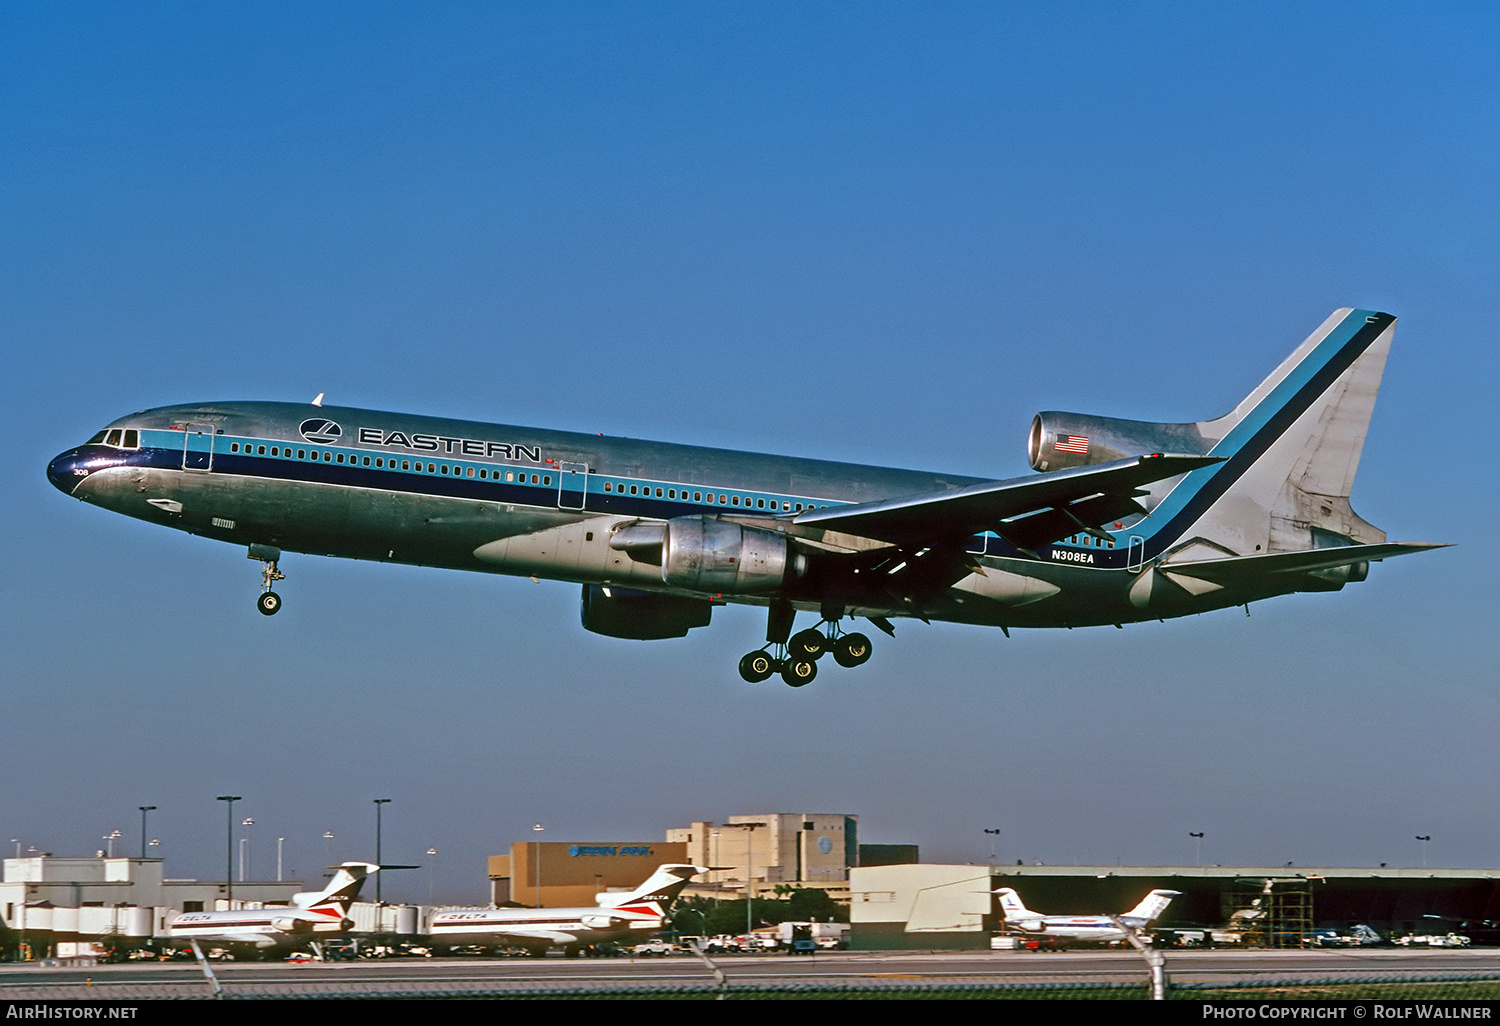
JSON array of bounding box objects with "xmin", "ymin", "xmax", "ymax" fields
[{"xmin": 90, "ymin": 429, "xmax": 140, "ymax": 448}]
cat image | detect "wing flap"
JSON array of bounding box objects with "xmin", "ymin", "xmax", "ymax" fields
[{"xmin": 994, "ymin": 491, "xmax": 1150, "ymax": 553}]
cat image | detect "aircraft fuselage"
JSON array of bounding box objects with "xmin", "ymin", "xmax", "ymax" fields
[{"xmin": 46, "ymin": 401, "xmax": 1269, "ymax": 628}]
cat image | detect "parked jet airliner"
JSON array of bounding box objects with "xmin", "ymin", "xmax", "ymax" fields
[
  {"xmin": 995, "ymin": 887, "xmax": 1181, "ymax": 942},
  {"xmin": 48, "ymin": 309, "xmax": 1440, "ymax": 685},
  {"xmin": 428, "ymin": 863, "xmax": 706, "ymax": 956},
  {"xmin": 167, "ymin": 861, "xmax": 379, "ymax": 956}
]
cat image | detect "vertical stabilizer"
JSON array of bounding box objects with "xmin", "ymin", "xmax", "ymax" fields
[
  {"xmin": 993, "ymin": 887, "xmax": 1036, "ymax": 920},
  {"xmin": 296, "ymin": 862, "xmax": 379, "ymax": 916},
  {"xmin": 1123, "ymin": 889, "xmax": 1181, "ymax": 924},
  {"xmin": 599, "ymin": 864, "xmax": 705, "ymax": 915},
  {"xmin": 1150, "ymin": 309, "xmax": 1396, "ymax": 558}
]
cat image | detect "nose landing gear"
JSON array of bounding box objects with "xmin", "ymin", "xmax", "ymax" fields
[{"xmin": 249, "ymin": 544, "xmax": 284, "ymax": 616}]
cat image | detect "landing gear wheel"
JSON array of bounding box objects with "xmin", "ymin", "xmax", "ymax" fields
[
  {"xmin": 257, "ymin": 591, "xmax": 282, "ymax": 616},
  {"xmin": 833, "ymin": 632, "xmax": 871, "ymax": 667},
  {"xmin": 738, "ymin": 651, "xmax": 776, "ymax": 683},
  {"xmin": 789, "ymin": 628, "xmax": 828, "ymax": 661},
  {"xmin": 781, "ymin": 659, "xmax": 817, "ymax": 687}
]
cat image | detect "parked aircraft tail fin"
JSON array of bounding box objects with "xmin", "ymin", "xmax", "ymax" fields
[
  {"xmin": 993, "ymin": 887, "xmax": 1036, "ymax": 920},
  {"xmin": 296, "ymin": 862, "xmax": 380, "ymax": 915},
  {"xmin": 599, "ymin": 864, "xmax": 706, "ymax": 916},
  {"xmin": 1123, "ymin": 888, "xmax": 1181, "ymax": 924}
]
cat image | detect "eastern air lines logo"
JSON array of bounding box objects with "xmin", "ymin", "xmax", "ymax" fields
[{"xmin": 299, "ymin": 418, "xmax": 343, "ymax": 444}]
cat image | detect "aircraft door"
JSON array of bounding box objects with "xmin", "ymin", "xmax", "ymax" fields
[
  {"xmin": 181, "ymin": 422, "xmax": 216, "ymax": 472},
  {"xmin": 1127, "ymin": 535, "xmax": 1146, "ymax": 572},
  {"xmin": 557, "ymin": 462, "xmax": 588, "ymax": 509}
]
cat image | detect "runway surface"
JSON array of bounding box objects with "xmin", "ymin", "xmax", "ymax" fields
[{"xmin": 4, "ymin": 948, "xmax": 1500, "ymax": 999}]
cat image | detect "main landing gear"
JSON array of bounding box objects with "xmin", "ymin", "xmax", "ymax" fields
[
  {"xmin": 737, "ymin": 601, "xmax": 875, "ymax": 687},
  {"xmin": 249, "ymin": 544, "xmax": 285, "ymax": 616}
]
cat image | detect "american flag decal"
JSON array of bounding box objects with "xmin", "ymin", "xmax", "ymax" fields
[{"xmin": 1054, "ymin": 435, "xmax": 1089, "ymax": 454}]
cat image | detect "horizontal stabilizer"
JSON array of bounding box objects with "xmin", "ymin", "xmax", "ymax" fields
[
  {"xmin": 1161, "ymin": 542, "xmax": 1447, "ymax": 584},
  {"xmin": 792, "ymin": 454, "xmax": 1221, "ymax": 546}
]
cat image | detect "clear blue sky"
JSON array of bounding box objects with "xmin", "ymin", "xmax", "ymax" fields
[{"xmin": 3, "ymin": 2, "xmax": 1492, "ymax": 904}]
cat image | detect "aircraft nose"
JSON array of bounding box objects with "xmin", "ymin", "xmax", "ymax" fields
[{"xmin": 47, "ymin": 448, "xmax": 89, "ymax": 495}]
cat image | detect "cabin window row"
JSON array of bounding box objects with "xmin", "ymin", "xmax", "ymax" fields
[
  {"xmin": 599, "ymin": 480, "xmax": 812, "ymax": 512},
  {"xmin": 223, "ymin": 442, "xmax": 550, "ymax": 484},
  {"xmin": 216, "ymin": 442, "xmax": 817, "ymax": 510}
]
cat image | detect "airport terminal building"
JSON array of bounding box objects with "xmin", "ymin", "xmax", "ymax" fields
[{"xmin": 851, "ymin": 863, "xmax": 1500, "ymax": 949}]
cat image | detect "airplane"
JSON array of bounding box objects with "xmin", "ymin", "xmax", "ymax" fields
[
  {"xmin": 994, "ymin": 886, "xmax": 1181, "ymax": 942},
  {"xmin": 47, "ymin": 308, "xmax": 1442, "ymax": 686},
  {"xmin": 427, "ymin": 863, "xmax": 707, "ymax": 956},
  {"xmin": 166, "ymin": 861, "xmax": 380, "ymax": 956}
]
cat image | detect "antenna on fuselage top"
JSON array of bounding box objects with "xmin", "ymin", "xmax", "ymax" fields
[{"xmin": 311, "ymin": 393, "xmax": 324, "ymax": 407}]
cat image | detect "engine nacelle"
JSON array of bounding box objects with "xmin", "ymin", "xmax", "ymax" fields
[
  {"xmin": 660, "ymin": 517, "xmax": 803, "ymax": 594},
  {"xmin": 579, "ymin": 584, "xmax": 713, "ymax": 640},
  {"xmin": 270, "ymin": 915, "xmax": 314, "ymax": 934},
  {"xmin": 1028, "ymin": 412, "xmax": 1212, "ymax": 472}
]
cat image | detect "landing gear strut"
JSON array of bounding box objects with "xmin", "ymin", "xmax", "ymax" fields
[
  {"xmin": 736, "ymin": 603, "xmax": 875, "ymax": 686},
  {"xmin": 249, "ymin": 544, "xmax": 284, "ymax": 616}
]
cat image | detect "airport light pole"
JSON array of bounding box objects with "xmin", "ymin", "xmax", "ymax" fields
[
  {"xmin": 427, "ymin": 848, "xmax": 438, "ymax": 906},
  {"xmin": 241, "ymin": 818, "xmax": 254, "ymax": 881},
  {"xmin": 1416, "ymin": 835, "xmax": 1431, "ymax": 869},
  {"xmin": 1190, "ymin": 832, "xmax": 1204, "ymax": 867},
  {"xmin": 138, "ymin": 807, "xmax": 155, "ymax": 859},
  {"xmin": 374, "ymin": 799, "xmax": 391, "ymax": 903},
  {"xmin": 723, "ymin": 822, "xmax": 763, "ymax": 940},
  {"xmin": 277, "ymin": 837, "xmax": 285, "ymax": 882},
  {"xmin": 532, "ymin": 824, "xmax": 544, "ymax": 908},
  {"xmin": 983, "ymin": 827, "xmax": 1001, "ymax": 866},
  {"xmin": 217, "ymin": 796, "xmax": 241, "ymax": 904}
]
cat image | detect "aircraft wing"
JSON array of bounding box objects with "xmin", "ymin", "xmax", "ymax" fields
[
  {"xmin": 188, "ymin": 931, "xmax": 276, "ymax": 945},
  {"xmin": 791, "ymin": 453, "xmax": 1221, "ymax": 551},
  {"xmin": 1159, "ymin": 542, "xmax": 1448, "ymax": 584},
  {"xmin": 486, "ymin": 928, "xmax": 580, "ymax": 945}
]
